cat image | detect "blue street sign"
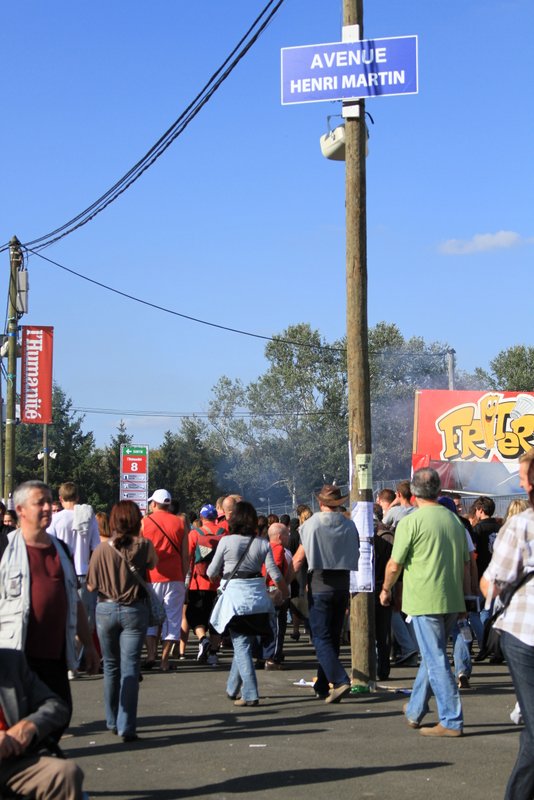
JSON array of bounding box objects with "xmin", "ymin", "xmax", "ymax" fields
[{"xmin": 281, "ymin": 35, "xmax": 418, "ymax": 105}]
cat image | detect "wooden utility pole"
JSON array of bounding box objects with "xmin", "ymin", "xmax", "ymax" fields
[
  {"xmin": 344, "ymin": 0, "xmax": 376, "ymax": 689},
  {"xmin": 42, "ymin": 424, "xmax": 49, "ymax": 484},
  {"xmin": 0, "ymin": 355, "xmax": 4, "ymax": 501},
  {"xmin": 4, "ymin": 236, "xmax": 22, "ymax": 504}
]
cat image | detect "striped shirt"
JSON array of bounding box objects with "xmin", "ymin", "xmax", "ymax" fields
[{"xmin": 483, "ymin": 507, "xmax": 534, "ymax": 646}]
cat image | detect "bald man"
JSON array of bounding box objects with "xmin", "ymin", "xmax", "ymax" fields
[{"xmin": 260, "ymin": 523, "xmax": 294, "ymax": 670}]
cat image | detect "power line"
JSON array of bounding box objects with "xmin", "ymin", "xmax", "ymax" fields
[
  {"xmin": 26, "ymin": 248, "xmax": 346, "ymax": 352},
  {"xmin": 0, "ymin": 0, "xmax": 287, "ymax": 255},
  {"xmin": 72, "ymin": 406, "xmax": 344, "ymax": 418},
  {"xmin": 22, "ymin": 248, "xmax": 453, "ymax": 360}
]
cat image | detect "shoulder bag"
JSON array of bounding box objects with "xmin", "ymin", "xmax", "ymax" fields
[
  {"xmin": 475, "ymin": 570, "xmax": 534, "ymax": 661},
  {"xmin": 111, "ymin": 542, "xmax": 166, "ymax": 627}
]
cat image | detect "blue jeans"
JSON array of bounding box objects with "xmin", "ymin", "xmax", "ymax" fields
[
  {"xmin": 308, "ymin": 588, "xmax": 350, "ymax": 695},
  {"xmin": 77, "ymin": 577, "xmax": 97, "ymax": 669},
  {"xmin": 261, "ymin": 600, "xmax": 289, "ymax": 663},
  {"xmin": 392, "ymin": 610, "xmax": 419, "ymax": 656},
  {"xmin": 501, "ymin": 631, "xmax": 534, "ymax": 800},
  {"xmin": 407, "ymin": 613, "xmax": 463, "ymax": 731},
  {"xmin": 227, "ymin": 630, "xmax": 259, "ymax": 701},
  {"xmin": 451, "ymin": 612, "xmax": 485, "ymax": 677},
  {"xmin": 96, "ymin": 600, "xmax": 148, "ymax": 737},
  {"xmin": 452, "ymin": 623, "xmax": 472, "ymax": 678},
  {"xmin": 467, "ymin": 610, "xmax": 484, "ymax": 647},
  {"xmin": 480, "ymin": 603, "xmax": 492, "ymax": 628}
]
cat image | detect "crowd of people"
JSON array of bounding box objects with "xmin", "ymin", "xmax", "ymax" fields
[{"xmin": 0, "ymin": 451, "xmax": 532, "ymax": 800}]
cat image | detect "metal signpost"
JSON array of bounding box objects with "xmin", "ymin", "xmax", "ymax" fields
[{"xmin": 119, "ymin": 444, "xmax": 149, "ymax": 513}]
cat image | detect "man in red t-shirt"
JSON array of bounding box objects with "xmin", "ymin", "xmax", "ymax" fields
[
  {"xmin": 187, "ymin": 504, "xmax": 226, "ymax": 665},
  {"xmin": 142, "ymin": 489, "xmax": 189, "ymax": 671}
]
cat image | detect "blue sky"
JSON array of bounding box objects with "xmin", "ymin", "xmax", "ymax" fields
[{"xmin": 1, "ymin": 0, "xmax": 532, "ymax": 449}]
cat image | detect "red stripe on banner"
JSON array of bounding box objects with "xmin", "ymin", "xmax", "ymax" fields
[{"xmin": 20, "ymin": 326, "xmax": 54, "ymax": 424}]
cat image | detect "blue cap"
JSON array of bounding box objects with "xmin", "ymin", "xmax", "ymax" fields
[
  {"xmin": 438, "ymin": 496, "xmax": 457, "ymax": 514},
  {"xmin": 200, "ymin": 504, "xmax": 217, "ymax": 520}
]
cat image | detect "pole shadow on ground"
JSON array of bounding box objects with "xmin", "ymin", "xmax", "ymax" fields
[{"xmin": 86, "ymin": 761, "xmax": 453, "ymax": 799}]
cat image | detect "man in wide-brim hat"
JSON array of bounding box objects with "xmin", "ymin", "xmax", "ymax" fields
[
  {"xmin": 293, "ymin": 485, "xmax": 359, "ymax": 704},
  {"xmin": 314, "ymin": 485, "xmax": 349, "ymax": 507}
]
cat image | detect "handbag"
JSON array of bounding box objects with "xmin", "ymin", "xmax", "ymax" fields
[
  {"xmin": 111, "ymin": 543, "xmax": 166, "ymax": 627},
  {"xmin": 475, "ymin": 570, "xmax": 534, "ymax": 661},
  {"xmin": 216, "ymin": 534, "xmax": 256, "ymax": 596}
]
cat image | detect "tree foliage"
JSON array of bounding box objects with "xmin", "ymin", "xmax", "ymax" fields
[
  {"xmin": 14, "ymin": 384, "xmax": 96, "ymax": 497},
  {"xmin": 151, "ymin": 419, "xmax": 220, "ymax": 514},
  {"xmin": 475, "ymin": 345, "xmax": 534, "ymax": 392},
  {"xmin": 207, "ymin": 324, "xmax": 348, "ymax": 506},
  {"xmin": 14, "ymin": 404, "xmax": 133, "ymax": 510},
  {"xmin": 368, "ymin": 323, "xmax": 452, "ymax": 479},
  {"xmin": 10, "ymin": 323, "xmax": 491, "ymax": 512},
  {"xmin": 205, "ymin": 322, "xmax": 462, "ymax": 499}
]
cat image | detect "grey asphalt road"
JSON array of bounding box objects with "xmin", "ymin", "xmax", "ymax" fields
[{"xmin": 64, "ymin": 639, "xmax": 519, "ymax": 800}]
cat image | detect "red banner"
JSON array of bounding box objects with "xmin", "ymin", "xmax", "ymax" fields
[
  {"xmin": 412, "ymin": 389, "xmax": 534, "ymax": 495},
  {"xmin": 413, "ymin": 389, "xmax": 534, "ymax": 464},
  {"xmin": 21, "ymin": 326, "xmax": 54, "ymax": 424}
]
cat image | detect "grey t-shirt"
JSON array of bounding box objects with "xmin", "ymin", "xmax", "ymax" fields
[{"xmin": 383, "ymin": 505, "xmax": 413, "ymax": 531}]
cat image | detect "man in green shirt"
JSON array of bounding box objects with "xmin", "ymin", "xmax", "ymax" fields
[{"xmin": 380, "ymin": 468, "xmax": 469, "ymax": 737}]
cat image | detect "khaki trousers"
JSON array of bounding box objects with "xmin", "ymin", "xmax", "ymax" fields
[{"xmin": 0, "ymin": 754, "xmax": 84, "ymax": 800}]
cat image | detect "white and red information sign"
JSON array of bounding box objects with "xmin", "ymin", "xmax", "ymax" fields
[
  {"xmin": 20, "ymin": 326, "xmax": 54, "ymax": 424},
  {"xmin": 120, "ymin": 444, "xmax": 149, "ymax": 512}
]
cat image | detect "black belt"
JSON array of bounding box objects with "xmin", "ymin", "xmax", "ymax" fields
[
  {"xmin": 222, "ymin": 571, "xmax": 262, "ymax": 580},
  {"xmin": 98, "ymin": 598, "xmax": 144, "ymax": 605}
]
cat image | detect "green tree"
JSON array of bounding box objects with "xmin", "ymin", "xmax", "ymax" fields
[
  {"xmin": 99, "ymin": 421, "xmax": 133, "ymax": 508},
  {"xmin": 205, "ymin": 322, "xmax": 473, "ymax": 499},
  {"xmin": 475, "ymin": 345, "xmax": 534, "ymax": 391},
  {"xmin": 207, "ymin": 324, "xmax": 347, "ymax": 506},
  {"xmin": 368, "ymin": 323, "xmax": 452, "ymax": 479},
  {"xmin": 15, "ymin": 384, "xmax": 97, "ymax": 498},
  {"xmin": 151, "ymin": 419, "xmax": 220, "ymax": 514}
]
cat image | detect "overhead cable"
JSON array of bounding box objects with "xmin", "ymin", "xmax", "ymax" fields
[
  {"xmin": 72, "ymin": 407, "xmax": 343, "ymax": 418},
  {"xmin": 27, "ymin": 248, "xmax": 451, "ymax": 358},
  {"xmin": 0, "ymin": 0, "xmax": 287, "ymax": 254},
  {"xmin": 26, "ymin": 248, "xmax": 346, "ymax": 352}
]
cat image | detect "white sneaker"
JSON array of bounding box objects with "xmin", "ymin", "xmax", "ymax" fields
[
  {"xmin": 207, "ymin": 653, "xmax": 219, "ymax": 667},
  {"xmin": 68, "ymin": 670, "xmax": 79, "ymax": 681},
  {"xmin": 510, "ymin": 702, "xmax": 523, "ymax": 725}
]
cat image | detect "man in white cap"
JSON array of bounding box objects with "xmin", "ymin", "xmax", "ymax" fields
[{"xmin": 142, "ymin": 489, "xmax": 189, "ymax": 671}]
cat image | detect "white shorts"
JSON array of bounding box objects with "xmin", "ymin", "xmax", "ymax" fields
[{"xmin": 146, "ymin": 580, "xmax": 186, "ymax": 641}]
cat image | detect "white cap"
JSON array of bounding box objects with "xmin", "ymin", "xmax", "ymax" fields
[{"xmin": 148, "ymin": 489, "xmax": 171, "ymax": 505}]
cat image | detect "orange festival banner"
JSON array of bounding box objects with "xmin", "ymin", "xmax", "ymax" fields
[
  {"xmin": 412, "ymin": 390, "xmax": 534, "ymax": 494},
  {"xmin": 20, "ymin": 326, "xmax": 54, "ymax": 424}
]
